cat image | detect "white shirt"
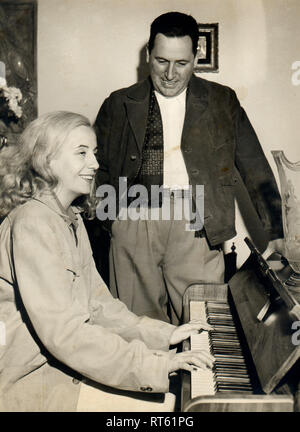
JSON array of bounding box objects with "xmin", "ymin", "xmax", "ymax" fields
[{"xmin": 155, "ymin": 89, "xmax": 189, "ymax": 189}]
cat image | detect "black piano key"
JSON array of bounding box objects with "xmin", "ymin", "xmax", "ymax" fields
[{"xmin": 204, "ymin": 300, "xmax": 253, "ymax": 394}]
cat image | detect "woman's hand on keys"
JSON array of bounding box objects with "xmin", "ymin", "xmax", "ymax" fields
[
  {"xmin": 169, "ymin": 320, "xmax": 213, "ymax": 345},
  {"xmin": 168, "ymin": 349, "xmax": 215, "ymax": 373}
]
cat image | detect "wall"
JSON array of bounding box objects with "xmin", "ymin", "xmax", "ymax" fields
[{"xmin": 38, "ymin": 0, "xmax": 300, "ymax": 266}]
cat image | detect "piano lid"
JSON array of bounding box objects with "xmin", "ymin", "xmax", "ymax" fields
[{"xmin": 229, "ymin": 253, "xmax": 300, "ymax": 394}]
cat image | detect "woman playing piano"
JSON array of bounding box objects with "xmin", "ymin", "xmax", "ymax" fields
[{"xmin": 0, "ymin": 111, "xmax": 214, "ymax": 411}]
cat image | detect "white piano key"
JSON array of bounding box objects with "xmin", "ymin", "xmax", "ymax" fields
[
  {"xmin": 191, "ymin": 368, "xmax": 215, "ymax": 398},
  {"xmin": 190, "ymin": 332, "xmax": 215, "ymax": 398},
  {"xmin": 189, "ymin": 300, "xmax": 253, "ymax": 398},
  {"xmin": 190, "ymin": 301, "xmax": 207, "ymax": 321}
]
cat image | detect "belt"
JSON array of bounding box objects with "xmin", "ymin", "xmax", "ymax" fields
[
  {"xmin": 127, "ymin": 188, "xmax": 191, "ymax": 207},
  {"xmin": 164, "ymin": 188, "xmax": 191, "ymax": 198}
]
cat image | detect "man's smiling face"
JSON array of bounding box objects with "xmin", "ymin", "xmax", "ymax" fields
[{"xmin": 148, "ymin": 33, "xmax": 197, "ymax": 98}]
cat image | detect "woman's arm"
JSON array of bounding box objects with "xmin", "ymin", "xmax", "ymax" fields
[
  {"xmin": 12, "ymin": 214, "xmax": 171, "ymax": 393},
  {"xmin": 87, "ymin": 254, "xmax": 176, "ymax": 351}
]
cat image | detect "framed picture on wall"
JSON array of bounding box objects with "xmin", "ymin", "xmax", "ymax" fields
[
  {"xmin": 0, "ymin": 0, "xmax": 37, "ymax": 146},
  {"xmin": 194, "ymin": 23, "xmax": 219, "ymax": 73}
]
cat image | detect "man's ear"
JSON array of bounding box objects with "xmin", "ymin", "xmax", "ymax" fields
[
  {"xmin": 193, "ymin": 49, "xmax": 199, "ymax": 68},
  {"xmin": 146, "ymin": 45, "xmax": 150, "ymax": 63}
]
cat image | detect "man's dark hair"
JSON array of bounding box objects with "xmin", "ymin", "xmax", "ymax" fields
[{"xmin": 148, "ymin": 12, "xmax": 199, "ymax": 55}]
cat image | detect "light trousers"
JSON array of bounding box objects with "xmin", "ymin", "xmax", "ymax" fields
[{"xmin": 109, "ymin": 198, "xmax": 225, "ymax": 325}]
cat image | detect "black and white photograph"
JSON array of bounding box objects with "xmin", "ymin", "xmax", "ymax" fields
[{"xmin": 0, "ymin": 0, "xmax": 300, "ymax": 419}]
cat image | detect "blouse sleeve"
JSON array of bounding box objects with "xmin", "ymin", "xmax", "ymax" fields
[
  {"xmin": 88, "ymin": 255, "xmax": 176, "ymax": 351},
  {"xmin": 78, "ymin": 217, "xmax": 177, "ymax": 350}
]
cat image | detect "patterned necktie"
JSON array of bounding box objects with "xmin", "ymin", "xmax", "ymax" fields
[{"xmin": 137, "ymin": 90, "xmax": 164, "ymax": 201}]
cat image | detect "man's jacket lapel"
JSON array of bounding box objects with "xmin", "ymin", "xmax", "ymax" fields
[
  {"xmin": 181, "ymin": 75, "xmax": 211, "ymax": 154},
  {"xmin": 125, "ymin": 78, "xmax": 151, "ymax": 156}
]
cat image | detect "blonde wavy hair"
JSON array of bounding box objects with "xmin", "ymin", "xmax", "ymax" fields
[{"xmin": 0, "ymin": 111, "xmax": 97, "ymax": 219}]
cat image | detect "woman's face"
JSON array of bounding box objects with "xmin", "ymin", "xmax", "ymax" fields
[{"xmin": 49, "ymin": 125, "xmax": 99, "ymax": 208}]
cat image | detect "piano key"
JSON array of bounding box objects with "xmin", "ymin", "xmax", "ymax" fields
[
  {"xmin": 190, "ymin": 300, "xmax": 253, "ymax": 398},
  {"xmin": 191, "ymin": 368, "xmax": 215, "ymax": 398}
]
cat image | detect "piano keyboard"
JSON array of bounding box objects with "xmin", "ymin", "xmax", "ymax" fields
[{"xmin": 190, "ymin": 300, "xmax": 253, "ymax": 398}]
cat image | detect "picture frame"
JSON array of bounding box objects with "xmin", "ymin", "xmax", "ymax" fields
[
  {"xmin": 194, "ymin": 23, "xmax": 219, "ymax": 73},
  {"xmin": 0, "ymin": 0, "xmax": 37, "ymax": 145}
]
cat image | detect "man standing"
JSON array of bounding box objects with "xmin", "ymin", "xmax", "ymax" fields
[{"xmin": 94, "ymin": 12, "xmax": 283, "ymax": 325}]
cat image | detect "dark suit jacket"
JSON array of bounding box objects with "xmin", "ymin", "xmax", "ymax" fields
[{"xmin": 94, "ymin": 75, "xmax": 283, "ymax": 246}]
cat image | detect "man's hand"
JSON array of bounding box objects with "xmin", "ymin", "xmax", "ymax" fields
[
  {"xmin": 168, "ymin": 349, "xmax": 214, "ymax": 373},
  {"xmin": 169, "ymin": 320, "xmax": 213, "ymax": 345},
  {"xmin": 262, "ymin": 238, "xmax": 285, "ymax": 260}
]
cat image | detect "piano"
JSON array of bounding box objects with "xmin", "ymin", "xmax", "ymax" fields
[{"xmin": 180, "ymin": 238, "xmax": 300, "ymax": 412}]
